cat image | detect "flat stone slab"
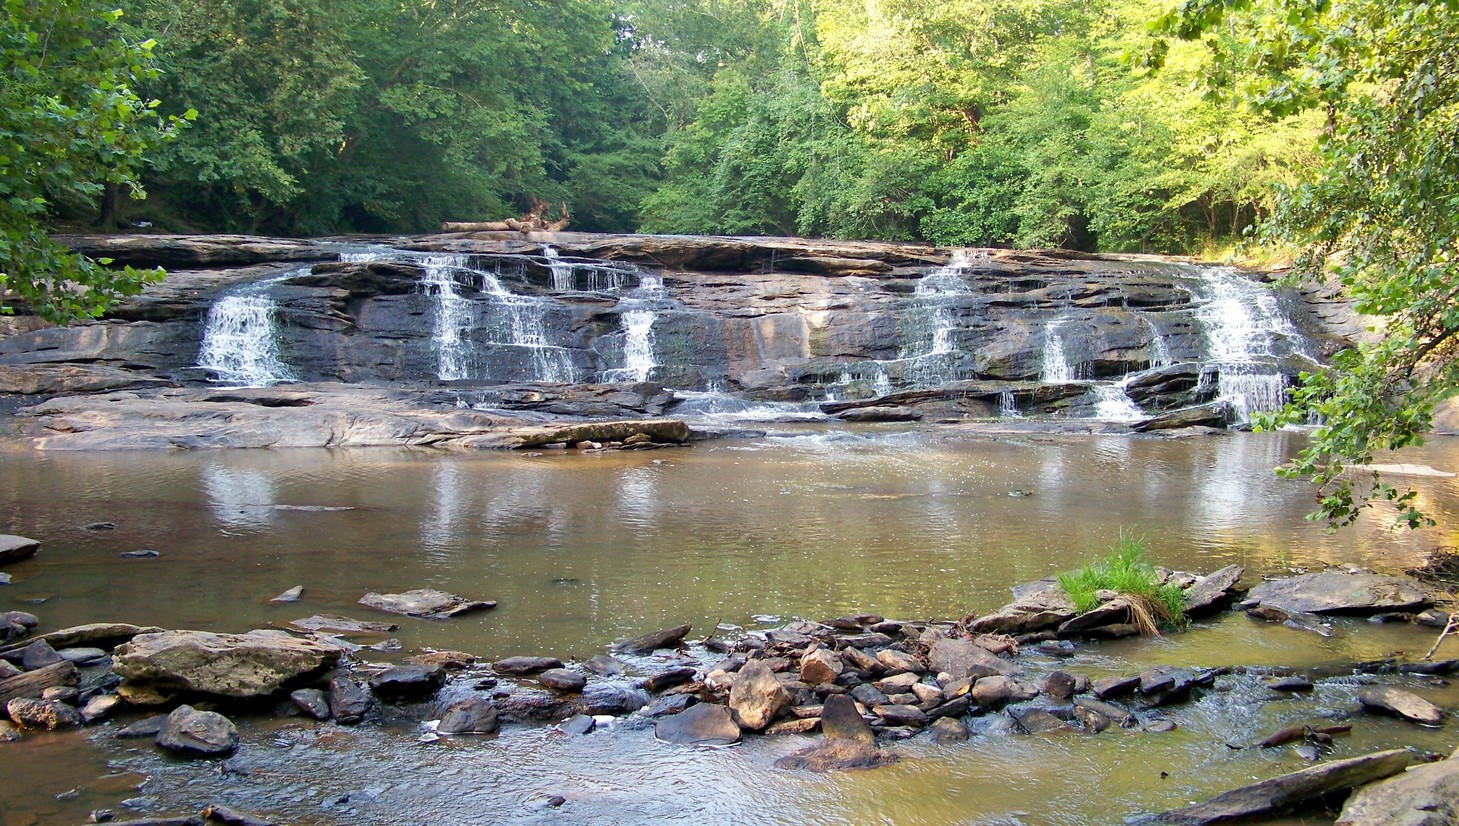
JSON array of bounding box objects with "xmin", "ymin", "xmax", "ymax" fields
[
  {"xmin": 1337, "ymin": 750, "xmax": 1459, "ymax": 825},
  {"xmin": 1358, "ymin": 686, "xmax": 1446, "ymax": 726},
  {"xmin": 493, "ymin": 656, "xmax": 563, "ymax": 675},
  {"xmin": 288, "ymin": 614, "xmax": 399, "ymax": 634},
  {"xmin": 1155, "ymin": 749, "xmax": 1412, "ymax": 824},
  {"xmin": 358, "ymin": 588, "xmax": 496, "ymax": 619},
  {"xmin": 655, "ymin": 702, "xmax": 741, "ymax": 747},
  {"xmin": 774, "ymin": 739, "xmax": 899, "ymax": 772},
  {"xmin": 0, "ymin": 535, "xmax": 39, "ymax": 565},
  {"xmin": 927, "ymin": 638, "xmax": 1023, "ymax": 680},
  {"xmin": 1246, "ymin": 571, "xmax": 1434, "ymax": 615},
  {"xmin": 967, "ymin": 586, "xmax": 1077, "ymax": 635}
]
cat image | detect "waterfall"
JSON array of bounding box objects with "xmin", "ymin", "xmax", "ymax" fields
[
  {"xmin": 1144, "ymin": 315, "xmax": 1173, "ymax": 367},
  {"xmin": 197, "ymin": 272, "xmax": 299, "ymax": 387},
  {"xmin": 542, "ymin": 246, "xmax": 575, "ymax": 291},
  {"xmin": 1040, "ymin": 315, "xmax": 1076, "ymax": 383},
  {"xmin": 1190, "ymin": 266, "xmax": 1313, "ymax": 420},
  {"xmin": 600, "ymin": 271, "xmax": 667, "ymax": 383},
  {"xmin": 998, "ymin": 390, "xmax": 1021, "ymax": 418},
  {"xmin": 1091, "ymin": 381, "xmax": 1144, "ymax": 422},
  {"xmin": 419, "ymin": 255, "xmax": 474, "ymax": 381},
  {"xmin": 894, "ymin": 250, "xmax": 980, "ymax": 388}
]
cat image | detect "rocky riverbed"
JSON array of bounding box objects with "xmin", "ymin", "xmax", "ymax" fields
[{"xmin": 2, "ymin": 528, "xmax": 1455, "ymax": 825}]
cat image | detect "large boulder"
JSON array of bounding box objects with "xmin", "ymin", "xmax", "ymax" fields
[
  {"xmin": 654, "ymin": 702, "xmax": 741, "ymax": 747},
  {"xmin": 1337, "ymin": 750, "xmax": 1459, "ymax": 825},
  {"xmin": 1246, "ymin": 571, "xmax": 1434, "ymax": 615},
  {"xmin": 113, "ymin": 630, "xmax": 343, "ymax": 698},
  {"xmin": 437, "ymin": 697, "xmax": 499, "ymax": 735},
  {"xmin": 728, "ymin": 660, "xmax": 790, "ymax": 731},
  {"xmin": 820, "ymin": 694, "xmax": 875, "ymax": 745},
  {"xmin": 7, "ymin": 697, "xmax": 81, "ymax": 730}
]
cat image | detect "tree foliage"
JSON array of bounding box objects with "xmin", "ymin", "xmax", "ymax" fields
[
  {"xmin": 1153, "ymin": 0, "xmax": 1459, "ymax": 529},
  {"xmin": 0, "ymin": 0, "xmax": 187, "ymax": 322}
]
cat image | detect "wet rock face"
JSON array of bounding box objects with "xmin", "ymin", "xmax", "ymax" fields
[{"xmin": 1, "ymin": 233, "xmax": 1341, "ymax": 424}]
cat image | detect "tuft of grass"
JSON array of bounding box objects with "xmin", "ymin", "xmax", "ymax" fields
[{"xmin": 1056, "ymin": 531, "xmax": 1188, "ymax": 634}]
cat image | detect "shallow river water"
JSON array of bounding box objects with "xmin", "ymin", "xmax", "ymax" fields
[{"xmin": 2, "ymin": 425, "xmax": 1458, "ymax": 825}]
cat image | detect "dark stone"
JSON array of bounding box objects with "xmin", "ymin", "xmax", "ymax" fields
[
  {"xmin": 613, "ymin": 623, "xmax": 692, "ymax": 653},
  {"xmin": 81, "ymin": 522, "xmax": 117, "ymax": 531},
  {"xmin": 120, "ymin": 549, "xmax": 160, "ymax": 559},
  {"xmin": 1181, "ymin": 564, "xmax": 1246, "ymax": 616},
  {"xmin": 496, "ymin": 689, "xmax": 575, "ymax": 723},
  {"xmin": 437, "ymin": 697, "xmax": 499, "ymax": 734},
  {"xmin": 1073, "ymin": 697, "xmax": 1137, "ymax": 727},
  {"xmin": 538, "ymin": 668, "xmax": 587, "ymax": 692},
  {"xmin": 1008, "ymin": 707, "xmax": 1071, "ymax": 735},
  {"xmin": 967, "ymin": 587, "xmax": 1078, "ymax": 635},
  {"xmin": 583, "ymin": 654, "xmax": 626, "ymax": 677},
  {"xmin": 493, "ymin": 656, "xmax": 564, "ymax": 675},
  {"xmin": 874, "ymin": 704, "xmax": 927, "ymax": 728},
  {"xmin": 368, "ymin": 664, "xmax": 447, "ymax": 699},
  {"xmin": 929, "ymin": 716, "xmax": 970, "ymax": 743},
  {"xmin": 327, "ymin": 676, "xmax": 374, "ymax": 724},
  {"xmin": 7, "ymin": 697, "xmax": 81, "ymax": 730},
  {"xmin": 1130, "ymin": 401, "xmax": 1234, "ymax": 432},
  {"xmin": 0, "ymin": 535, "xmax": 40, "ymax": 564},
  {"xmin": 927, "ymin": 638, "xmax": 1022, "ymax": 681},
  {"xmin": 926, "ymin": 695, "xmax": 972, "ymax": 721},
  {"xmin": 1155, "ymin": 749, "xmax": 1411, "ymax": 824},
  {"xmin": 558, "ymin": 714, "xmax": 595, "ymax": 735},
  {"xmin": 116, "ymin": 714, "xmax": 167, "ymax": 738},
  {"xmin": 1265, "ymin": 676, "xmax": 1315, "ymax": 693},
  {"xmin": 156, "ymin": 705, "xmax": 239, "ymax": 756},
  {"xmin": 837, "ymin": 405, "xmax": 922, "ymax": 422},
  {"xmin": 654, "ymin": 702, "xmax": 741, "ymax": 747},
  {"xmin": 774, "ymin": 739, "xmax": 899, "ymax": 772},
  {"xmin": 850, "ymin": 683, "xmax": 890, "ymax": 708},
  {"xmin": 290, "ymin": 688, "xmax": 330, "ymax": 720},
  {"xmin": 58, "ymin": 647, "xmax": 108, "ymax": 665},
  {"xmin": 202, "ymin": 803, "xmax": 275, "ymax": 826},
  {"xmin": 574, "ymin": 683, "xmax": 648, "ymax": 716},
  {"xmin": 1247, "ymin": 605, "xmax": 1291, "ymax": 622},
  {"xmin": 1337, "ymin": 749, "xmax": 1459, "ymax": 825},
  {"xmin": 643, "ymin": 693, "xmax": 697, "ymax": 718},
  {"xmin": 1043, "ymin": 671, "xmax": 1078, "ymax": 700},
  {"xmin": 641, "ymin": 667, "xmax": 696, "ymax": 693},
  {"xmin": 21, "ymin": 640, "xmax": 63, "ymax": 670}
]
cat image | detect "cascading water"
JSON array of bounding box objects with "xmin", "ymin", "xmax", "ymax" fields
[
  {"xmin": 1143, "ymin": 315, "xmax": 1173, "ymax": 368},
  {"xmin": 474, "ymin": 265, "xmax": 577, "ymax": 383},
  {"xmin": 542, "ymin": 245, "xmax": 636, "ymax": 293},
  {"xmin": 600, "ymin": 273, "xmax": 667, "ymax": 383},
  {"xmin": 197, "ymin": 272, "xmax": 299, "ymax": 386},
  {"xmin": 1040, "ymin": 315, "xmax": 1077, "ymax": 384},
  {"xmin": 418, "ymin": 255, "xmax": 475, "ymax": 381},
  {"xmin": 1092, "ymin": 380, "xmax": 1144, "ymax": 422},
  {"xmin": 896, "ymin": 251, "xmax": 978, "ymax": 388},
  {"xmin": 543, "ymin": 246, "xmax": 575, "ymax": 291},
  {"xmin": 1190, "ymin": 265, "xmax": 1315, "ymax": 421}
]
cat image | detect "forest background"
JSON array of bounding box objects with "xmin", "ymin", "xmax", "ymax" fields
[{"xmin": 83, "ymin": 0, "xmax": 1321, "ymax": 254}]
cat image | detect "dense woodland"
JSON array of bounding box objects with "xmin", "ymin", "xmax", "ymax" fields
[{"xmin": 83, "ymin": 0, "xmax": 1317, "ymax": 252}]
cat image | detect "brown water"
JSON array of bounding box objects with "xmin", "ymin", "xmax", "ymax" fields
[{"xmin": 2, "ymin": 426, "xmax": 1457, "ymax": 825}]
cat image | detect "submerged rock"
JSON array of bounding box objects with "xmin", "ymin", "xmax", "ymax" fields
[
  {"xmin": 357, "ymin": 588, "xmax": 496, "ymax": 619},
  {"xmin": 328, "ymin": 676, "xmax": 374, "ymax": 724},
  {"xmin": 654, "ymin": 702, "xmax": 741, "ymax": 747},
  {"xmin": 368, "ymin": 664, "xmax": 446, "ymax": 699},
  {"xmin": 774, "ymin": 739, "xmax": 900, "ymax": 772},
  {"xmin": 112, "ymin": 631, "xmax": 343, "ymax": 698},
  {"xmin": 1155, "ymin": 749, "xmax": 1412, "ymax": 825},
  {"xmin": 1246, "ymin": 571, "xmax": 1434, "ymax": 615},
  {"xmin": 288, "ymin": 614, "xmax": 398, "ymax": 634}
]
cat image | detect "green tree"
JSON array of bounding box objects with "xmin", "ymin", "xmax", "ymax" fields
[
  {"xmin": 0, "ymin": 0, "xmax": 187, "ymax": 323},
  {"xmin": 1153, "ymin": 0, "xmax": 1459, "ymax": 528}
]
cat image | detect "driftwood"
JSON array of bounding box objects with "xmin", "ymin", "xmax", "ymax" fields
[
  {"xmin": 441, "ymin": 197, "xmax": 570, "ymax": 234},
  {"xmin": 1424, "ymin": 611, "xmax": 1458, "ymax": 660},
  {"xmin": 0, "ymin": 660, "xmax": 78, "ymax": 704}
]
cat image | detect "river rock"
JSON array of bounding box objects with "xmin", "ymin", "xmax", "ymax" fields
[
  {"xmin": 967, "ymin": 586, "xmax": 1078, "ymax": 635},
  {"xmin": 1182, "ymin": 564, "xmax": 1246, "ymax": 616},
  {"xmin": 613, "ymin": 623, "xmax": 692, "ymax": 653},
  {"xmin": 641, "ymin": 666, "xmax": 696, "ymax": 693},
  {"xmin": 972, "ymin": 675, "xmax": 1038, "ymax": 708},
  {"xmin": 874, "ymin": 704, "xmax": 927, "ymax": 727},
  {"xmin": 729, "ymin": 660, "xmax": 790, "ymax": 731},
  {"xmin": 1131, "ymin": 401, "xmax": 1234, "ymax": 432},
  {"xmin": 290, "ymin": 688, "xmax": 330, "ymax": 720},
  {"xmin": 875, "ymin": 649, "xmax": 924, "ymax": 674},
  {"xmin": 328, "ymin": 676, "xmax": 374, "ymax": 724},
  {"xmin": 774, "ymin": 739, "xmax": 900, "ymax": 772},
  {"xmin": 202, "ymin": 804, "xmax": 275, "ymax": 826},
  {"xmin": 1246, "ymin": 571, "xmax": 1434, "ymax": 615},
  {"xmin": 654, "ymin": 702, "xmax": 741, "ymax": 746},
  {"xmin": 271, "ymin": 586, "xmax": 304, "ymax": 602},
  {"xmin": 820, "ymin": 694, "xmax": 875, "ymax": 744},
  {"xmin": 837, "ymin": 405, "xmax": 922, "ymax": 422},
  {"xmin": 288, "ymin": 614, "xmax": 398, "ymax": 634},
  {"xmin": 113, "ymin": 631, "xmax": 344, "ymax": 698},
  {"xmin": 1155, "ymin": 749, "xmax": 1412, "ymax": 824},
  {"xmin": 156, "ymin": 705, "xmax": 239, "ymax": 756},
  {"xmin": 558, "ymin": 714, "xmax": 596, "ymax": 735},
  {"xmin": 929, "ymin": 716, "xmax": 970, "ymax": 743},
  {"xmin": 841, "ymin": 646, "xmax": 880, "ymax": 673},
  {"xmin": 1357, "ymin": 687, "xmax": 1446, "ymax": 725},
  {"xmin": 368, "ymin": 664, "xmax": 446, "ymax": 698},
  {"xmin": 20, "ymin": 640, "xmax": 63, "ymax": 670},
  {"xmin": 357, "ymin": 588, "xmax": 495, "ymax": 619},
  {"xmin": 0, "ymin": 720, "xmax": 18, "ymax": 742},
  {"xmin": 1008, "ymin": 707, "xmax": 1072, "ymax": 735},
  {"xmin": 80, "ymin": 694, "xmax": 121, "ymax": 723},
  {"xmin": 0, "ymin": 660, "xmax": 17, "ymax": 680},
  {"xmin": 538, "ymin": 668, "xmax": 587, "ymax": 692},
  {"xmin": 0, "ymin": 535, "xmax": 39, "ymax": 564},
  {"xmin": 1058, "ymin": 597, "xmax": 1137, "ymax": 635},
  {"xmin": 438, "ymin": 697, "xmax": 500, "ymax": 734},
  {"xmin": 1074, "ymin": 697, "xmax": 1137, "ymax": 727},
  {"xmin": 1043, "ymin": 671, "xmax": 1078, "ymax": 700},
  {"xmin": 0, "ymin": 660, "xmax": 77, "ymax": 704},
  {"xmin": 800, "ymin": 647, "xmax": 843, "ymax": 685},
  {"xmin": 927, "ymin": 638, "xmax": 1022, "ymax": 681},
  {"xmin": 117, "ymin": 714, "xmax": 168, "ymax": 738},
  {"xmin": 643, "ymin": 693, "xmax": 697, "ymax": 718},
  {"xmin": 1336, "ymin": 749, "xmax": 1459, "ymax": 825},
  {"xmin": 493, "ymin": 656, "xmax": 563, "ymax": 675},
  {"xmin": 57, "ymin": 646, "xmax": 108, "ymax": 665},
  {"xmin": 584, "ymin": 654, "xmax": 627, "ymax": 677},
  {"xmin": 0, "ymin": 622, "xmax": 160, "ymax": 656},
  {"xmin": 7, "ymin": 697, "xmax": 81, "ymax": 730}
]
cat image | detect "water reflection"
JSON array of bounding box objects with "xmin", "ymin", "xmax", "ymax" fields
[{"xmin": 200, "ymin": 462, "xmax": 277, "ymax": 530}]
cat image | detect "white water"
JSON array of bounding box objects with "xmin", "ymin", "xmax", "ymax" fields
[
  {"xmin": 670, "ymin": 390, "xmax": 829, "ymax": 423},
  {"xmin": 543, "ymin": 246, "xmax": 575, "ymax": 291},
  {"xmin": 998, "ymin": 390, "xmax": 1021, "ymax": 418},
  {"xmin": 1091, "ymin": 381, "xmax": 1144, "ymax": 422},
  {"xmin": 600, "ymin": 272, "xmax": 668, "ymax": 383},
  {"xmin": 197, "ymin": 272, "xmax": 300, "ymax": 386},
  {"xmin": 1040, "ymin": 315, "xmax": 1077, "ymax": 384},
  {"xmin": 1190, "ymin": 266, "xmax": 1314, "ymax": 421},
  {"xmin": 419, "ymin": 255, "xmax": 475, "ymax": 381},
  {"xmin": 1144, "ymin": 314, "xmax": 1173, "ymax": 368}
]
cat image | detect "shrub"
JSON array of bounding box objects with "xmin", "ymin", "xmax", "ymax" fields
[{"xmin": 1056, "ymin": 531, "xmax": 1188, "ymax": 634}]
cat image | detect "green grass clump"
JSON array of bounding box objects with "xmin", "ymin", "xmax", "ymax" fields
[{"xmin": 1056, "ymin": 532, "xmax": 1188, "ymax": 633}]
